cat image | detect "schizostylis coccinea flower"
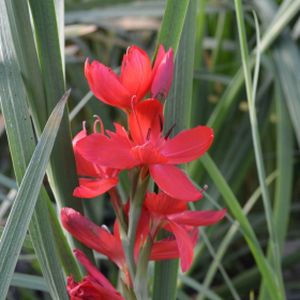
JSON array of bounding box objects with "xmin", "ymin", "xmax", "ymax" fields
[
  {"xmin": 76, "ymin": 99, "xmax": 214, "ymax": 201},
  {"xmin": 72, "ymin": 119, "xmax": 119, "ymax": 198},
  {"xmin": 67, "ymin": 249, "xmax": 124, "ymax": 300},
  {"xmin": 144, "ymin": 192, "xmax": 226, "ymax": 271},
  {"xmin": 84, "ymin": 45, "xmax": 174, "ymax": 111}
]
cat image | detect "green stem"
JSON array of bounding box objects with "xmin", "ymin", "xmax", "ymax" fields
[
  {"xmin": 109, "ymin": 188, "xmax": 128, "ymax": 232},
  {"xmin": 120, "ymin": 170, "xmax": 149, "ymax": 297},
  {"xmin": 135, "ymin": 236, "xmax": 153, "ymax": 300},
  {"xmin": 127, "ymin": 173, "xmax": 149, "ymax": 275}
]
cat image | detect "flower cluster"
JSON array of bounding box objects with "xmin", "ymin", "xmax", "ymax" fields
[{"xmin": 62, "ymin": 45, "xmax": 226, "ymax": 299}]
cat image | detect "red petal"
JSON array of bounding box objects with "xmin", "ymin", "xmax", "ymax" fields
[
  {"xmin": 73, "ymin": 129, "xmax": 87, "ymax": 146},
  {"xmin": 74, "ymin": 249, "xmax": 116, "ymax": 292},
  {"xmin": 169, "ymin": 209, "xmax": 226, "ymax": 226},
  {"xmin": 73, "ymin": 130, "xmax": 102, "ymax": 177},
  {"xmin": 73, "ymin": 178, "xmax": 118, "ymax": 198},
  {"xmin": 61, "ymin": 208, "xmax": 122, "ymax": 265},
  {"xmin": 152, "ymin": 45, "xmax": 166, "ymax": 72},
  {"xmin": 67, "ymin": 275, "xmax": 124, "ymax": 300},
  {"xmin": 145, "ymin": 192, "xmax": 187, "ymax": 215},
  {"xmin": 84, "ymin": 59, "xmax": 131, "ymax": 110},
  {"xmin": 168, "ymin": 221, "xmax": 195, "ymax": 272},
  {"xmin": 149, "ymin": 164, "xmax": 202, "ymax": 201},
  {"xmin": 150, "ymin": 239, "xmax": 179, "ymax": 260},
  {"xmin": 151, "ymin": 48, "xmax": 174, "ymax": 99},
  {"xmin": 120, "ymin": 46, "xmax": 152, "ymax": 100},
  {"xmin": 77, "ymin": 132, "xmax": 138, "ymax": 169},
  {"xmin": 129, "ymin": 99, "xmax": 163, "ymax": 144},
  {"xmin": 162, "ymin": 126, "xmax": 214, "ymax": 164}
]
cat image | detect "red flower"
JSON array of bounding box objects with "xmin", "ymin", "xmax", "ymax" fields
[
  {"xmin": 76, "ymin": 99, "xmax": 214, "ymax": 201},
  {"xmin": 84, "ymin": 45, "xmax": 173, "ymax": 111},
  {"xmin": 61, "ymin": 208, "xmax": 182, "ymax": 282},
  {"xmin": 145, "ymin": 192, "xmax": 226, "ymax": 271},
  {"xmin": 73, "ymin": 120, "xmax": 119, "ymax": 198},
  {"xmin": 67, "ymin": 249, "xmax": 124, "ymax": 300},
  {"xmin": 151, "ymin": 45, "xmax": 174, "ymax": 100}
]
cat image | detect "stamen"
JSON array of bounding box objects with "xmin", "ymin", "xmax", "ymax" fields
[
  {"xmin": 131, "ymin": 96, "xmax": 144, "ymax": 141},
  {"xmin": 101, "ymin": 225, "xmax": 111, "ymax": 233},
  {"xmin": 93, "ymin": 115, "xmax": 104, "ymax": 134},
  {"xmin": 82, "ymin": 121, "xmax": 87, "ymax": 135},
  {"xmin": 164, "ymin": 123, "xmax": 176, "ymax": 139},
  {"xmin": 159, "ymin": 115, "xmax": 163, "ymax": 132},
  {"xmin": 200, "ymin": 184, "xmax": 208, "ymax": 193}
]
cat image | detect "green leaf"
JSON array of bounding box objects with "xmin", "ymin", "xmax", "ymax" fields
[
  {"xmin": 179, "ymin": 274, "xmax": 223, "ymax": 300},
  {"xmin": 0, "ymin": 91, "xmax": 70, "ymax": 299},
  {"xmin": 197, "ymin": 172, "xmax": 278, "ymax": 300},
  {"xmin": 155, "ymin": 0, "xmax": 190, "ymax": 55},
  {"xmin": 153, "ymin": 1, "xmax": 197, "ymax": 300},
  {"xmin": 26, "ymin": 0, "xmax": 94, "ymax": 260},
  {"xmin": 234, "ymin": 1, "xmax": 283, "ymax": 295},
  {"xmin": 203, "ymin": 0, "xmax": 300, "ymax": 137},
  {"xmin": 0, "ymin": 1, "xmax": 74, "ymax": 297},
  {"xmin": 200, "ymin": 154, "xmax": 283, "ymax": 300},
  {"xmin": 11, "ymin": 273, "xmax": 49, "ymax": 293}
]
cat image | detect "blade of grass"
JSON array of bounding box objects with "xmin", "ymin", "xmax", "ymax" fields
[
  {"xmin": 5, "ymin": 0, "xmax": 48, "ymax": 131},
  {"xmin": 27, "ymin": 0, "xmax": 94, "ymax": 259},
  {"xmin": 234, "ymin": 2, "xmax": 283, "ymax": 292},
  {"xmin": 215, "ymin": 247, "xmax": 300, "ymax": 298},
  {"xmin": 201, "ymin": 154, "xmax": 282, "ymax": 300},
  {"xmin": 154, "ymin": 0, "xmax": 189, "ymax": 55},
  {"xmin": 11, "ymin": 273, "xmax": 49, "ymax": 293},
  {"xmin": 0, "ymin": 91, "xmax": 69, "ymax": 299},
  {"xmin": 195, "ymin": 0, "xmax": 300, "ymax": 142},
  {"xmin": 153, "ymin": 1, "xmax": 197, "ymax": 300},
  {"xmin": 272, "ymin": 78, "xmax": 294, "ymax": 260},
  {"xmin": 197, "ymin": 171, "xmax": 277, "ymax": 300},
  {"xmin": 69, "ymin": 90, "xmax": 93, "ymax": 121},
  {"xmin": 259, "ymin": 67, "xmax": 294, "ymax": 300},
  {"xmin": 179, "ymin": 274, "xmax": 223, "ymax": 300},
  {"xmin": 199, "ymin": 228, "xmax": 240, "ymax": 300},
  {"xmin": 190, "ymin": 0, "xmax": 208, "ymax": 127},
  {"xmin": 0, "ymin": 3, "xmax": 80, "ymax": 296}
]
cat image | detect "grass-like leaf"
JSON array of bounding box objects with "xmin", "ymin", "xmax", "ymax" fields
[
  {"xmin": 0, "ymin": 91, "xmax": 69, "ymax": 299},
  {"xmin": 11, "ymin": 273, "xmax": 49, "ymax": 293},
  {"xmin": 153, "ymin": 1, "xmax": 197, "ymax": 300}
]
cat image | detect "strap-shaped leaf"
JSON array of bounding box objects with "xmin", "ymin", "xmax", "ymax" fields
[
  {"xmin": 0, "ymin": 91, "xmax": 69, "ymax": 299},
  {"xmin": 153, "ymin": 1, "xmax": 197, "ymax": 300}
]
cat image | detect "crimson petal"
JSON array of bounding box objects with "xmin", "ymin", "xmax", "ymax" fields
[
  {"xmin": 169, "ymin": 209, "xmax": 226, "ymax": 226},
  {"xmin": 74, "ymin": 249, "xmax": 116, "ymax": 292},
  {"xmin": 150, "ymin": 238, "xmax": 179, "ymax": 261},
  {"xmin": 77, "ymin": 133, "xmax": 138, "ymax": 169},
  {"xmin": 61, "ymin": 208, "xmax": 122, "ymax": 265},
  {"xmin": 168, "ymin": 221, "xmax": 195, "ymax": 272},
  {"xmin": 151, "ymin": 48, "xmax": 174, "ymax": 99},
  {"xmin": 149, "ymin": 164, "xmax": 202, "ymax": 201},
  {"xmin": 120, "ymin": 46, "xmax": 152, "ymax": 100},
  {"xmin": 73, "ymin": 178, "xmax": 118, "ymax": 198},
  {"xmin": 145, "ymin": 192, "xmax": 187, "ymax": 215},
  {"xmin": 162, "ymin": 126, "xmax": 214, "ymax": 164},
  {"xmin": 85, "ymin": 59, "xmax": 131, "ymax": 110},
  {"xmin": 129, "ymin": 99, "xmax": 163, "ymax": 145}
]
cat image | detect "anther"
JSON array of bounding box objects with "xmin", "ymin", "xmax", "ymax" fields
[
  {"xmin": 82, "ymin": 121, "xmax": 87, "ymax": 135},
  {"xmin": 93, "ymin": 115, "xmax": 104, "ymax": 134},
  {"xmin": 164, "ymin": 123, "xmax": 176, "ymax": 139},
  {"xmin": 159, "ymin": 115, "xmax": 163, "ymax": 132}
]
